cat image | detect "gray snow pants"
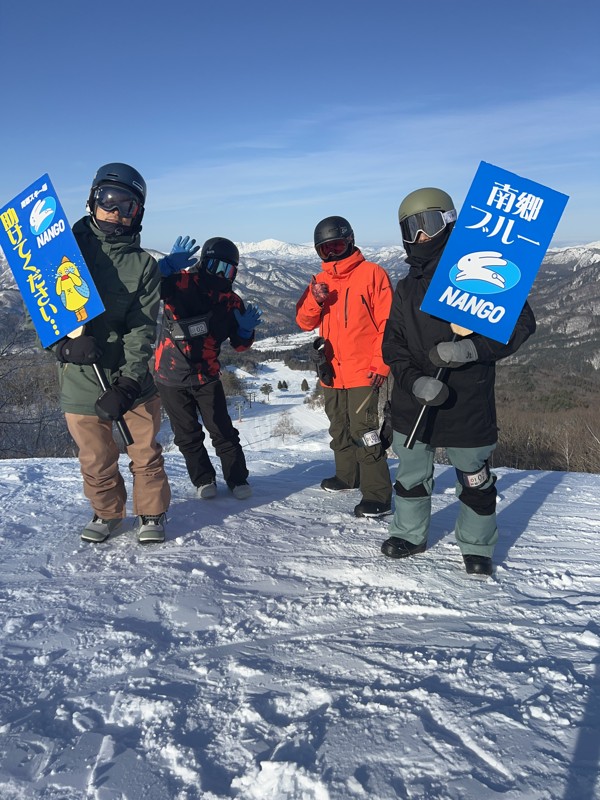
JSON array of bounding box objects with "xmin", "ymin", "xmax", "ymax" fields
[{"xmin": 388, "ymin": 431, "xmax": 498, "ymax": 557}]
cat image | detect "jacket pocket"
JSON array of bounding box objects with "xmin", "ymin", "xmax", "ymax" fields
[{"xmin": 360, "ymin": 295, "xmax": 377, "ymax": 328}]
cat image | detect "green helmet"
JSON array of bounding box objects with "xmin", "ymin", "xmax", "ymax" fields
[{"xmin": 398, "ymin": 187, "xmax": 457, "ymax": 244}]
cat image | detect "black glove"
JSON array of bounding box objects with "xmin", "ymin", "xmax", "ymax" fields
[
  {"xmin": 95, "ymin": 376, "xmax": 141, "ymax": 421},
  {"xmin": 313, "ymin": 337, "xmax": 334, "ymax": 386},
  {"xmin": 412, "ymin": 376, "xmax": 449, "ymax": 407},
  {"xmin": 56, "ymin": 335, "xmax": 102, "ymax": 365},
  {"xmin": 379, "ymin": 399, "xmax": 393, "ymax": 450},
  {"xmin": 429, "ymin": 339, "xmax": 478, "ymax": 368}
]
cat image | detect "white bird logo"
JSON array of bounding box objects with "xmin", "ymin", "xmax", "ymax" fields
[{"xmin": 455, "ymin": 251, "xmax": 507, "ymax": 288}]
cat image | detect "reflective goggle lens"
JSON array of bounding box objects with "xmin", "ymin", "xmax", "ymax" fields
[
  {"xmin": 95, "ymin": 184, "xmax": 142, "ymax": 218},
  {"xmin": 317, "ymin": 238, "xmax": 349, "ymax": 259},
  {"xmin": 204, "ymin": 258, "xmax": 237, "ymax": 281},
  {"xmin": 400, "ymin": 209, "xmax": 457, "ymax": 243}
]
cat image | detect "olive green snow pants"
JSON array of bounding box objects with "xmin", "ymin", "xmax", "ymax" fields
[
  {"xmin": 323, "ymin": 386, "xmax": 392, "ymax": 505},
  {"xmin": 388, "ymin": 431, "xmax": 498, "ymax": 557}
]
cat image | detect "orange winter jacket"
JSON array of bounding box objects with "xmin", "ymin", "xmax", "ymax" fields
[{"xmin": 296, "ymin": 248, "xmax": 393, "ymax": 389}]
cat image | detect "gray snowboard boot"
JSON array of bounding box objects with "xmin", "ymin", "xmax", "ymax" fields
[
  {"xmin": 81, "ymin": 515, "xmax": 122, "ymax": 543},
  {"xmin": 137, "ymin": 513, "xmax": 166, "ymax": 544}
]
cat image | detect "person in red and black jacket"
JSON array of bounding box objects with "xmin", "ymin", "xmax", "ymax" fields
[{"xmin": 155, "ymin": 237, "xmax": 262, "ymax": 500}]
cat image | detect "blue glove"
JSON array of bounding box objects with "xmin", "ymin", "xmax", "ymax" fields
[
  {"xmin": 234, "ymin": 303, "xmax": 263, "ymax": 339},
  {"xmin": 158, "ymin": 235, "xmax": 200, "ymax": 277}
]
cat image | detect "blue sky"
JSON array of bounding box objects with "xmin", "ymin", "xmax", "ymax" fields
[{"xmin": 1, "ymin": 0, "xmax": 598, "ymax": 251}]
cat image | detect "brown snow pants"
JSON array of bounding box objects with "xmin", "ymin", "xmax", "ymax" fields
[{"xmin": 65, "ymin": 394, "xmax": 171, "ymax": 519}]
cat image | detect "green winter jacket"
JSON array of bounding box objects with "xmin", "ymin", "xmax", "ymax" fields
[{"xmin": 56, "ymin": 216, "xmax": 161, "ymax": 415}]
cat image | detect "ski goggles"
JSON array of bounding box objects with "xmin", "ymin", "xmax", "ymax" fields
[
  {"xmin": 400, "ymin": 209, "xmax": 457, "ymax": 243},
  {"xmin": 204, "ymin": 257, "xmax": 237, "ymax": 282},
  {"xmin": 316, "ymin": 238, "xmax": 349, "ymax": 260},
  {"xmin": 94, "ymin": 184, "xmax": 142, "ymax": 219}
]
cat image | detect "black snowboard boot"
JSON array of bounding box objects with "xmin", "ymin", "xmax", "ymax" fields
[
  {"xmin": 321, "ymin": 476, "xmax": 356, "ymax": 492},
  {"xmin": 463, "ymin": 555, "xmax": 493, "ymax": 576},
  {"xmin": 354, "ymin": 500, "xmax": 392, "ymax": 518},
  {"xmin": 381, "ymin": 536, "xmax": 427, "ymax": 558}
]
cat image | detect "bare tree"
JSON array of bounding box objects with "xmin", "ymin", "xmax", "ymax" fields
[
  {"xmin": 0, "ymin": 328, "xmax": 75, "ymax": 458},
  {"xmin": 273, "ymin": 411, "xmax": 300, "ymax": 441}
]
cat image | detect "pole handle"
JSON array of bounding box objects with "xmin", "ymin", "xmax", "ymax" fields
[{"xmin": 92, "ymin": 364, "xmax": 134, "ymax": 448}]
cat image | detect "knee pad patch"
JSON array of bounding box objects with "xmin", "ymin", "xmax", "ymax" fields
[
  {"xmin": 394, "ymin": 480, "xmax": 429, "ymax": 498},
  {"xmin": 459, "ymin": 477, "xmax": 497, "ymax": 516},
  {"xmin": 456, "ymin": 461, "xmax": 491, "ymax": 489}
]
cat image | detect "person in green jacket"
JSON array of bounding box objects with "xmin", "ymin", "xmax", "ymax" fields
[{"xmin": 53, "ymin": 162, "xmax": 192, "ymax": 545}]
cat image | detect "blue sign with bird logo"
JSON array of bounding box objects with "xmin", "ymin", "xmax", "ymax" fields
[
  {"xmin": 420, "ymin": 161, "xmax": 569, "ymax": 344},
  {"xmin": 0, "ymin": 174, "xmax": 104, "ymax": 348}
]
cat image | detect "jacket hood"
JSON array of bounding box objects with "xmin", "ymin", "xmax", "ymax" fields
[{"xmin": 321, "ymin": 247, "xmax": 364, "ymax": 278}]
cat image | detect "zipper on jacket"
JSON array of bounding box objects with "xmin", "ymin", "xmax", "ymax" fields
[
  {"xmin": 361, "ymin": 295, "xmax": 377, "ymax": 328},
  {"xmin": 344, "ymin": 289, "xmax": 349, "ymax": 327}
]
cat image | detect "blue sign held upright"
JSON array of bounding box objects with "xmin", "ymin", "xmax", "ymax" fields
[
  {"xmin": 0, "ymin": 174, "xmax": 104, "ymax": 348},
  {"xmin": 420, "ymin": 161, "xmax": 569, "ymax": 344}
]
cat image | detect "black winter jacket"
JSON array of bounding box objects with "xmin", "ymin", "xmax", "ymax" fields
[{"xmin": 382, "ymin": 250, "xmax": 536, "ymax": 447}]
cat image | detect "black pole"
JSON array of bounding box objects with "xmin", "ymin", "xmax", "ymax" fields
[
  {"xmin": 92, "ymin": 363, "xmax": 134, "ymax": 448},
  {"xmin": 404, "ymin": 364, "xmax": 447, "ymax": 450},
  {"xmin": 404, "ymin": 333, "xmax": 458, "ymax": 451}
]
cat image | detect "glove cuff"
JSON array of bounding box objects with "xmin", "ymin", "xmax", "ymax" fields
[
  {"xmin": 55, "ymin": 339, "xmax": 68, "ymax": 362},
  {"xmin": 158, "ymin": 257, "xmax": 174, "ymax": 277},
  {"xmin": 119, "ymin": 376, "xmax": 142, "ymax": 395}
]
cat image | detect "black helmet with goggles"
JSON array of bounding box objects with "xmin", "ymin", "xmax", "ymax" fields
[
  {"xmin": 313, "ymin": 216, "xmax": 355, "ymax": 262},
  {"xmin": 200, "ymin": 237, "xmax": 240, "ymax": 283},
  {"xmin": 88, "ymin": 162, "xmax": 146, "ymax": 229}
]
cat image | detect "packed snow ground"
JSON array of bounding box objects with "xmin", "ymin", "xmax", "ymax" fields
[{"xmin": 0, "ymin": 359, "xmax": 599, "ymax": 800}]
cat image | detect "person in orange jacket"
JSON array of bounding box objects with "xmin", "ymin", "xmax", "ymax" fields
[{"xmin": 296, "ymin": 216, "xmax": 393, "ymax": 517}]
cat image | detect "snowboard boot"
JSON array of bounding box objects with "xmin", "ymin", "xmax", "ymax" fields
[
  {"xmin": 320, "ymin": 476, "xmax": 356, "ymax": 492},
  {"xmin": 354, "ymin": 499, "xmax": 392, "ymax": 518},
  {"xmin": 230, "ymin": 482, "xmax": 252, "ymax": 500},
  {"xmin": 463, "ymin": 554, "xmax": 493, "ymax": 576},
  {"xmin": 381, "ymin": 536, "xmax": 427, "ymax": 559},
  {"xmin": 137, "ymin": 513, "xmax": 166, "ymax": 544},
  {"xmin": 196, "ymin": 481, "xmax": 217, "ymax": 499},
  {"xmin": 81, "ymin": 515, "xmax": 122, "ymax": 543}
]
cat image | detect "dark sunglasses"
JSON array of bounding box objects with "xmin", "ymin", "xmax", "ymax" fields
[
  {"xmin": 204, "ymin": 257, "xmax": 237, "ymax": 282},
  {"xmin": 94, "ymin": 184, "xmax": 142, "ymax": 218}
]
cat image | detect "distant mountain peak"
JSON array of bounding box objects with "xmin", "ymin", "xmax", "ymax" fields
[{"xmin": 237, "ymin": 239, "xmax": 313, "ymax": 258}]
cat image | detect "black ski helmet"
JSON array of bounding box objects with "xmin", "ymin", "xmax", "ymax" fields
[
  {"xmin": 200, "ymin": 237, "xmax": 240, "ymax": 283},
  {"xmin": 88, "ymin": 162, "xmax": 146, "ymax": 228},
  {"xmin": 313, "ymin": 216, "xmax": 355, "ymax": 261},
  {"xmin": 200, "ymin": 237, "xmax": 239, "ymax": 266}
]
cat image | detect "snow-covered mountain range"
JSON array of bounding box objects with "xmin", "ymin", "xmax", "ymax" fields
[{"xmin": 2, "ymin": 239, "xmax": 600, "ymax": 372}]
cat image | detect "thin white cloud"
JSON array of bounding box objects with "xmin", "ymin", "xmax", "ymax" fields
[{"xmin": 140, "ymin": 90, "xmax": 598, "ymax": 246}]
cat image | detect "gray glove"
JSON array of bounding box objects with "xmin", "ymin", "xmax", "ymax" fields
[
  {"xmin": 429, "ymin": 339, "xmax": 478, "ymax": 368},
  {"xmin": 412, "ymin": 376, "xmax": 449, "ymax": 406}
]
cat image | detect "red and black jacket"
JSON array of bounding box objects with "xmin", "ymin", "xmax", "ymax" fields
[{"xmin": 154, "ymin": 270, "xmax": 252, "ymax": 388}]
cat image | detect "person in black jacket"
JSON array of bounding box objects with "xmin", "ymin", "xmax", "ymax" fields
[
  {"xmin": 154, "ymin": 237, "xmax": 262, "ymax": 500},
  {"xmin": 381, "ymin": 187, "xmax": 536, "ymax": 576}
]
